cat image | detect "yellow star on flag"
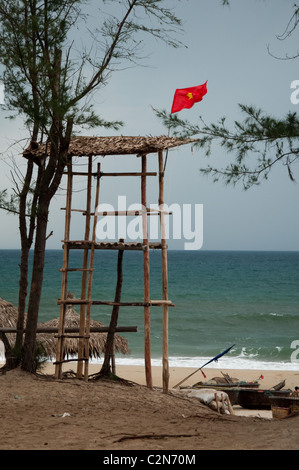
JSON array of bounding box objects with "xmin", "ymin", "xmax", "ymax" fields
[{"xmin": 186, "ymin": 92, "xmax": 194, "ymax": 100}]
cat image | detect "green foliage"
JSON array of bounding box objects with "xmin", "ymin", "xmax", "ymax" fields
[
  {"xmin": 33, "ymin": 341, "xmax": 48, "ymax": 371},
  {"xmin": 0, "ymin": 189, "xmax": 18, "ymax": 214},
  {"xmin": 10, "ymin": 341, "xmax": 48, "ymax": 372},
  {"xmin": 101, "ymin": 0, "xmax": 184, "ymax": 50},
  {"xmin": 0, "ymin": 1, "xmax": 82, "ymax": 132},
  {"xmin": 0, "ymin": 0, "xmax": 186, "ymax": 139},
  {"xmin": 154, "ymin": 2, "xmax": 299, "ymax": 190},
  {"xmin": 0, "ymin": 179, "xmax": 41, "ymax": 217},
  {"xmin": 153, "ymin": 105, "xmax": 299, "ymax": 189}
]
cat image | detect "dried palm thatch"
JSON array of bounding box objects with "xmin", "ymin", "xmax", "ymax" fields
[
  {"xmin": 0, "ymin": 297, "xmax": 22, "ymax": 350},
  {"xmin": 0, "ymin": 297, "xmax": 19, "ymax": 327},
  {"xmin": 24, "ymin": 135, "xmax": 199, "ymax": 160},
  {"xmin": 0, "ymin": 298, "xmax": 129, "ymax": 360},
  {"xmin": 38, "ymin": 306, "xmax": 130, "ymax": 359}
]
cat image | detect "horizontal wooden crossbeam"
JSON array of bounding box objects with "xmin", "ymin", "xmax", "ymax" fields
[
  {"xmin": 60, "ymin": 208, "xmax": 171, "ymax": 216},
  {"xmin": 0, "ymin": 326, "xmax": 138, "ymax": 333},
  {"xmin": 62, "ymin": 171, "xmax": 157, "ymax": 177},
  {"xmin": 53, "ymin": 357, "xmax": 88, "ymax": 365},
  {"xmin": 100, "ymin": 172, "xmax": 157, "ymax": 177},
  {"xmin": 59, "ymin": 268, "xmax": 94, "ymax": 272},
  {"xmin": 61, "ymin": 240, "xmax": 166, "ymax": 251},
  {"xmin": 57, "ymin": 299, "xmax": 174, "ymax": 307}
]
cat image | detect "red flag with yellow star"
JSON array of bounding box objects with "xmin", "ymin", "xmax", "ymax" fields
[{"xmin": 171, "ymin": 81, "xmax": 207, "ymax": 113}]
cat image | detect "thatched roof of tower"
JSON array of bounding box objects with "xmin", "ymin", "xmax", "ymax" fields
[{"xmin": 24, "ymin": 135, "xmax": 198, "ymax": 160}]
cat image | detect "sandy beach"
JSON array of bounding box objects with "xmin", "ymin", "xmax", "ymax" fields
[
  {"xmin": 1, "ymin": 359, "xmax": 299, "ymax": 451},
  {"xmin": 102, "ymin": 363, "xmax": 299, "ymax": 390},
  {"xmin": 48, "ymin": 362, "xmax": 299, "ymax": 419}
]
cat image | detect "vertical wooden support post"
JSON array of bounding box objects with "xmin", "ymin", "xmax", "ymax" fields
[
  {"xmin": 111, "ymin": 347, "xmax": 116, "ymax": 375},
  {"xmin": 158, "ymin": 150, "xmax": 169, "ymax": 394},
  {"xmin": 77, "ymin": 156, "xmax": 93, "ymax": 379},
  {"xmin": 141, "ymin": 154, "xmax": 152, "ymax": 389},
  {"xmin": 83, "ymin": 162, "xmax": 101, "ymax": 381},
  {"xmin": 55, "ymin": 161, "xmax": 73, "ymax": 379}
]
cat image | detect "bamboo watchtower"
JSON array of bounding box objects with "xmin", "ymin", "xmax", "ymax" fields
[{"xmin": 26, "ymin": 135, "xmax": 196, "ymax": 393}]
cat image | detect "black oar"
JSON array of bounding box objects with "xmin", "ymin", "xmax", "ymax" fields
[{"xmin": 173, "ymin": 344, "xmax": 236, "ymax": 389}]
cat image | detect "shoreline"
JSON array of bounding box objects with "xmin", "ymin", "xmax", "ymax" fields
[
  {"xmin": 40, "ymin": 361, "xmax": 299, "ymax": 390},
  {"xmin": 2, "ymin": 358, "xmax": 298, "ymax": 390}
]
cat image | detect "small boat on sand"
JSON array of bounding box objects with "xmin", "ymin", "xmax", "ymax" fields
[
  {"xmin": 237, "ymin": 388, "xmax": 292, "ymax": 410},
  {"xmin": 186, "ymin": 374, "xmax": 262, "ymax": 406}
]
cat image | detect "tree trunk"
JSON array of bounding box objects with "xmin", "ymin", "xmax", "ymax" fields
[
  {"xmin": 100, "ymin": 246, "xmax": 124, "ymax": 376},
  {"xmin": 21, "ymin": 198, "xmax": 49, "ymax": 373},
  {"xmin": 20, "ymin": 137, "xmax": 71, "ymax": 373},
  {"xmin": 15, "ymin": 244, "xmax": 30, "ymax": 354},
  {"xmin": 14, "ymin": 107, "xmax": 41, "ymax": 361},
  {"xmin": 15, "ymin": 160, "xmax": 34, "ymax": 356}
]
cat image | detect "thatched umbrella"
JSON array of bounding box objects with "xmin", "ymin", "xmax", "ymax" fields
[
  {"xmin": 0, "ymin": 298, "xmax": 19, "ymax": 326},
  {"xmin": 0, "ymin": 298, "xmax": 23, "ymax": 351},
  {"xmin": 38, "ymin": 306, "xmax": 130, "ymax": 359},
  {"xmin": 0, "ymin": 298, "xmax": 129, "ymax": 360}
]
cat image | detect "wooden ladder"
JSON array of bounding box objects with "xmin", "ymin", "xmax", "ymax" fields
[
  {"xmin": 55, "ymin": 157, "xmax": 101, "ymax": 381},
  {"xmin": 55, "ymin": 151, "xmax": 171, "ymax": 392}
]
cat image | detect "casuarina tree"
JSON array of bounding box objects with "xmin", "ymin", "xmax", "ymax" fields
[{"xmin": 0, "ymin": 0, "xmax": 185, "ymax": 372}]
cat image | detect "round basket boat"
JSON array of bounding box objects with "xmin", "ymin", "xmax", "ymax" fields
[
  {"xmin": 271, "ymin": 406, "xmax": 291, "ymax": 419},
  {"xmin": 269, "ymin": 395, "xmax": 299, "ymax": 417}
]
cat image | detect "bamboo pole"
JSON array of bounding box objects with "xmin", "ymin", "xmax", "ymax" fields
[
  {"xmin": 77, "ymin": 156, "xmax": 93, "ymax": 378},
  {"xmin": 55, "ymin": 162, "xmax": 73, "ymax": 379},
  {"xmin": 158, "ymin": 150, "xmax": 169, "ymax": 394},
  {"xmin": 83, "ymin": 162, "xmax": 101, "ymax": 381},
  {"xmin": 141, "ymin": 154, "xmax": 152, "ymax": 389}
]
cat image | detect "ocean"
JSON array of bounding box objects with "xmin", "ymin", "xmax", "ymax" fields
[{"xmin": 1, "ymin": 249, "xmax": 299, "ymax": 371}]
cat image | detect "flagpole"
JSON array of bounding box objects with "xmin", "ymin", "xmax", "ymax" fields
[{"xmin": 173, "ymin": 367, "xmax": 205, "ymax": 389}]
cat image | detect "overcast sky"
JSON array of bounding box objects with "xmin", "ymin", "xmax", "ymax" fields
[{"xmin": 0, "ymin": 0, "xmax": 298, "ymax": 251}]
